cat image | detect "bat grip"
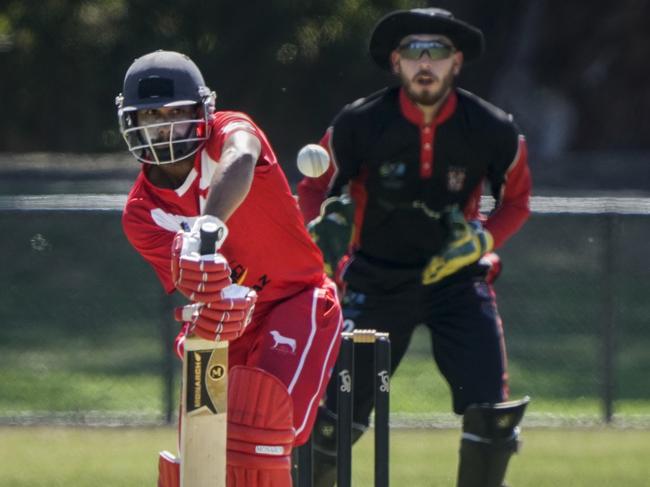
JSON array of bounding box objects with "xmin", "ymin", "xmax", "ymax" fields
[{"xmin": 199, "ymin": 222, "xmax": 220, "ymax": 255}]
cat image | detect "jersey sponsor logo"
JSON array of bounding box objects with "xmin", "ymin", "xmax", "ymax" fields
[
  {"xmin": 230, "ymin": 262, "xmax": 270, "ymax": 292},
  {"xmin": 378, "ymin": 160, "xmax": 407, "ymax": 189},
  {"xmin": 447, "ymin": 166, "xmax": 466, "ymax": 192},
  {"xmin": 269, "ymin": 330, "xmax": 297, "ymax": 354},
  {"xmin": 379, "ymin": 161, "xmax": 406, "ymax": 178}
]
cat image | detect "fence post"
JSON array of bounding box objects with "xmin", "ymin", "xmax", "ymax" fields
[
  {"xmin": 602, "ymin": 214, "xmax": 617, "ymax": 423},
  {"xmin": 161, "ymin": 290, "xmax": 175, "ymax": 425}
]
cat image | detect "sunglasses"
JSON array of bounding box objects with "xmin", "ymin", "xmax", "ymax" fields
[{"xmin": 398, "ymin": 40, "xmax": 455, "ymax": 61}]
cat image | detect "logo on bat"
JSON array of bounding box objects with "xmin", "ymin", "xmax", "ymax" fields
[{"xmin": 209, "ymin": 364, "xmax": 225, "ymax": 381}]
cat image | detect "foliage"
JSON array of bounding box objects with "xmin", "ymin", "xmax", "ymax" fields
[
  {"xmin": 3, "ymin": 0, "xmax": 648, "ymax": 164},
  {"xmin": 0, "ymin": 0, "xmax": 420, "ymax": 162}
]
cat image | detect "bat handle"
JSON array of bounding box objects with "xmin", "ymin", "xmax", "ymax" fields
[{"xmin": 199, "ymin": 221, "xmax": 221, "ymax": 255}]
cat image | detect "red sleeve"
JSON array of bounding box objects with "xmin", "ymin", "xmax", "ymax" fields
[
  {"xmin": 484, "ymin": 136, "xmax": 532, "ymax": 248},
  {"xmin": 296, "ymin": 129, "xmax": 337, "ymax": 222},
  {"xmin": 122, "ymin": 200, "xmax": 176, "ymax": 293},
  {"xmin": 206, "ymin": 112, "xmax": 278, "ymax": 167}
]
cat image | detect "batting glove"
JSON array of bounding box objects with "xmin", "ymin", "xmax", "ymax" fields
[
  {"xmin": 175, "ymin": 284, "xmax": 257, "ymax": 342},
  {"xmin": 422, "ymin": 206, "xmax": 494, "ymax": 285},
  {"xmin": 171, "ymin": 215, "xmax": 232, "ymax": 303}
]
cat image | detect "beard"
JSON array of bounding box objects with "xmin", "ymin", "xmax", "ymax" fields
[
  {"xmin": 401, "ymin": 68, "xmax": 456, "ymax": 106},
  {"xmin": 140, "ymin": 122, "xmax": 199, "ymax": 164}
]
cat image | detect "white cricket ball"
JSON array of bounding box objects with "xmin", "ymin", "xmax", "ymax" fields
[{"xmin": 297, "ymin": 144, "xmax": 330, "ymax": 178}]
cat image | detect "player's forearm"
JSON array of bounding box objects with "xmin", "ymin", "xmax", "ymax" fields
[
  {"xmin": 484, "ymin": 203, "xmax": 530, "ymax": 248},
  {"xmin": 485, "ymin": 137, "xmax": 532, "ymax": 248},
  {"xmin": 203, "ymin": 149, "xmax": 256, "ymax": 221}
]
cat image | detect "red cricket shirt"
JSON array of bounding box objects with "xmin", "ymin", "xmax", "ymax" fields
[{"xmin": 122, "ymin": 111, "xmax": 325, "ymax": 302}]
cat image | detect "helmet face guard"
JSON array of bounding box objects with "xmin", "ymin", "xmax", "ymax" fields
[
  {"xmin": 115, "ymin": 50, "xmax": 216, "ymax": 165},
  {"xmin": 116, "ymin": 95, "xmax": 214, "ymax": 165}
]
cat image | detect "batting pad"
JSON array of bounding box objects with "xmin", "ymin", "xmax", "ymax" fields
[
  {"xmin": 227, "ymin": 366, "xmax": 295, "ymax": 486},
  {"xmin": 158, "ymin": 451, "xmax": 180, "ymax": 487}
]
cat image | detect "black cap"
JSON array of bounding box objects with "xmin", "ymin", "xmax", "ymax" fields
[
  {"xmin": 369, "ymin": 8, "xmax": 485, "ymax": 71},
  {"xmin": 120, "ymin": 50, "xmax": 209, "ymax": 112}
]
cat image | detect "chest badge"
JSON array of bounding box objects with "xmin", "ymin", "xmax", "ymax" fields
[
  {"xmin": 378, "ymin": 161, "xmax": 407, "ymax": 189},
  {"xmin": 447, "ymin": 166, "xmax": 466, "ymax": 192},
  {"xmin": 379, "ymin": 161, "xmax": 406, "ymax": 178}
]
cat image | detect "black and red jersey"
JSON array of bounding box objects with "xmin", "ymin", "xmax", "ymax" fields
[{"xmin": 298, "ymin": 86, "xmax": 531, "ymax": 267}]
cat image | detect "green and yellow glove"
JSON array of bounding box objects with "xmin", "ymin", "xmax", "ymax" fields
[
  {"xmin": 307, "ymin": 195, "xmax": 355, "ymax": 276},
  {"xmin": 422, "ymin": 205, "xmax": 494, "ymax": 285}
]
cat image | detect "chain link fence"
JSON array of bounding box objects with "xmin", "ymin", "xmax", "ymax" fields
[{"xmin": 1, "ymin": 195, "xmax": 648, "ymax": 427}]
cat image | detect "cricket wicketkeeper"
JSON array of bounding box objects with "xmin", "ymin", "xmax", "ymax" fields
[
  {"xmin": 117, "ymin": 50, "xmax": 343, "ymax": 486},
  {"xmin": 298, "ymin": 8, "xmax": 532, "ymax": 487}
]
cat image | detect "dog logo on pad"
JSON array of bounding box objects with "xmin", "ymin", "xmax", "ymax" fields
[{"xmin": 270, "ymin": 330, "xmax": 297, "ymax": 354}]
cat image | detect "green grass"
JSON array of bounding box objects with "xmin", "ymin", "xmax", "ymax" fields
[
  {"xmin": 2, "ymin": 325, "xmax": 650, "ymax": 422},
  {"xmin": 1, "ymin": 427, "xmax": 649, "ymax": 486}
]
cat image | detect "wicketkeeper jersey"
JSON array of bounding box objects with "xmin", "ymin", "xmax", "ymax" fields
[
  {"xmin": 122, "ymin": 111, "xmax": 325, "ymax": 302},
  {"xmin": 298, "ymin": 86, "xmax": 532, "ymax": 266}
]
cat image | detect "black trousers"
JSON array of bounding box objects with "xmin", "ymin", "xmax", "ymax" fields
[{"xmin": 324, "ymin": 253, "xmax": 508, "ymax": 423}]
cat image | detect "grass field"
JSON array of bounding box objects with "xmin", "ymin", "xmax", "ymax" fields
[
  {"xmin": 3, "ymin": 212, "xmax": 650, "ymax": 424},
  {"xmin": 2, "ymin": 211, "xmax": 650, "ymax": 486},
  {"xmin": 1, "ymin": 426, "xmax": 649, "ymax": 486}
]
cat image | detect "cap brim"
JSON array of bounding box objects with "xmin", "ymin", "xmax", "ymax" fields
[{"xmin": 369, "ymin": 10, "xmax": 484, "ymax": 70}]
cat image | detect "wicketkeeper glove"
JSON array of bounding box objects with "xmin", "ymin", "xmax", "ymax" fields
[
  {"xmin": 422, "ymin": 206, "xmax": 494, "ymax": 285},
  {"xmin": 307, "ymin": 195, "xmax": 355, "ymax": 276},
  {"xmin": 175, "ymin": 284, "xmax": 257, "ymax": 342},
  {"xmin": 171, "ymin": 215, "xmax": 232, "ymax": 303}
]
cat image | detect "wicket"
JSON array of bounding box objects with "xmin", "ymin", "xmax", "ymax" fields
[{"xmin": 293, "ymin": 329, "xmax": 391, "ymax": 487}]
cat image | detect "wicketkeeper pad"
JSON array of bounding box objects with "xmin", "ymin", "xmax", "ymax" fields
[{"xmin": 457, "ymin": 396, "xmax": 530, "ymax": 487}]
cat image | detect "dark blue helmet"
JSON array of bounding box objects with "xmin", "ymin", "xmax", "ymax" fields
[{"xmin": 116, "ymin": 50, "xmax": 216, "ymax": 165}]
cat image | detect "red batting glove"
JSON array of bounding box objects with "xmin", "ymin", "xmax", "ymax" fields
[
  {"xmin": 171, "ymin": 216, "xmax": 232, "ymax": 303},
  {"xmin": 174, "ymin": 285, "xmax": 258, "ymax": 342}
]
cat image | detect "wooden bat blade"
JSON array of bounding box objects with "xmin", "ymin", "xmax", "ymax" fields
[{"xmin": 180, "ymin": 337, "xmax": 228, "ymax": 487}]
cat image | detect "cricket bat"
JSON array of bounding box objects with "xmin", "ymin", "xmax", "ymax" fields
[{"xmin": 180, "ymin": 222, "xmax": 228, "ymax": 487}]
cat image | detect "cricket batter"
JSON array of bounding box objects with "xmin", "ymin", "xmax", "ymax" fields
[
  {"xmin": 117, "ymin": 50, "xmax": 343, "ymax": 486},
  {"xmin": 298, "ymin": 8, "xmax": 532, "ymax": 487}
]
